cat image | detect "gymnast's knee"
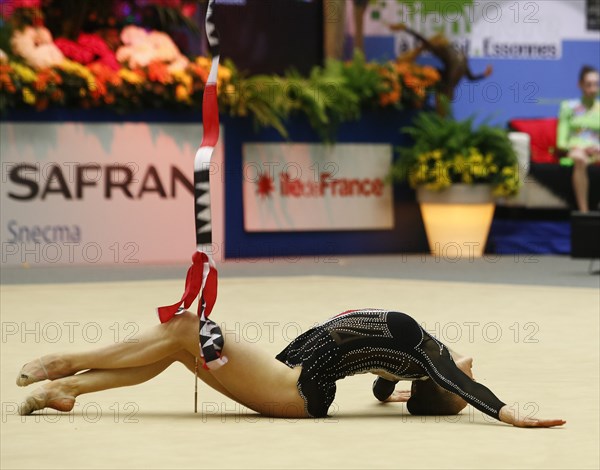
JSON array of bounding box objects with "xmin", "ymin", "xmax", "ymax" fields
[{"xmin": 163, "ymin": 311, "xmax": 198, "ymax": 340}]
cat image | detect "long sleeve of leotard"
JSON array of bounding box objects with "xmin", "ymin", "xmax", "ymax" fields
[{"xmin": 412, "ymin": 332, "xmax": 506, "ymax": 420}]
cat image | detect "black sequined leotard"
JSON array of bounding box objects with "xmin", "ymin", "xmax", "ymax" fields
[{"xmin": 275, "ymin": 309, "xmax": 506, "ymax": 419}]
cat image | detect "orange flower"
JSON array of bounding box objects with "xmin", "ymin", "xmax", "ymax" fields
[
  {"xmin": 395, "ymin": 61, "xmax": 410, "ymax": 75},
  {"xmin": 189, "ymin": 63, "xmax": 208, "ymax": 87},
  {"xmin": 89, "ymin": 63, "xmax": 123, "ymax": 87},
  {"xmin": 175, "ymin": 84, "xmax": 190, "ymax": 102},
  {"xmin": 377, "ymin": 65, "xmax": 403, "ymax": 106},
  {"xmin": 0, "ymin": 74, "xmax": 16, "ymax": 93},
  {"xmin": 33, "ymin": 68, "xmax": 61, "ymax": 92},
  {"xmin": 34, "ymin": 70, "xmax": 51, "ymax": 92},
  {"xmin": 379, "ymin": 89, "xmax": 401, "ymax": 107},
  {"xmin": 421, "ymin": 66, "xmax": 440, "ymax": 81},
  {"xmin": 90, "ymin": 80, "xmax": 107, "ymax": 100},
  {"xmin": 147, "ymin": 61, "xmax": 172, "ymax": 84}
]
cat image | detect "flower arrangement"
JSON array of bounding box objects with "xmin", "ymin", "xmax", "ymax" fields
[
  {"xmin": 0, "ymin": 2, "xmax": 441, "ymax": 138},
  {"xmin": 378, "ymin": 60, "xmax": 440, "ymax": 108},
  {"xmin": 1, "ymin": 46, "xmax": 440, "ymax": 139},
  {"xmin": 389, "ymin": 112, "xmax": 521, "ymax": 197}
]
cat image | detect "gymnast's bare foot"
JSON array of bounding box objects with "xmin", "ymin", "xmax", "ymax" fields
[
  {"xmin": 19, "ymin": 381, "xmax": 76, "ymax": 415},
  {"xmin": 16, "ymin": 355, "xmax": 72, "ymax": 387}
]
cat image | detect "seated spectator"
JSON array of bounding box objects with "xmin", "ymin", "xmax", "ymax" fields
[{"xmin": 557, "ymin": 65, "xmax": 600, "ymax": 212}]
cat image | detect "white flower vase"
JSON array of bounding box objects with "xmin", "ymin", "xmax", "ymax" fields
[{"xmin": 417, "ymin": 184, "xmax": 495, "ymax": 258}]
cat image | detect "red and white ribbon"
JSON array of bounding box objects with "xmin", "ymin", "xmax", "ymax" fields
[{"xmin": 157, "ymin": 0, "xmax": 225, "ymax": 370}]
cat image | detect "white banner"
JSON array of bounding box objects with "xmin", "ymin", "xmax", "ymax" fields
[
  {"xmin": 242, "ymin": 143, "xmax": 394, "ymax": 231},
  {"xmin": 0, "ymin": 123, "xmax": 224, "ymax": 266},
  {"xmin": 352, "ymin": 0, "xmax": 599, "ymax": 60}
]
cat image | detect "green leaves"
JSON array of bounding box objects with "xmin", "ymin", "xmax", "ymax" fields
[
  {"xmin": 391, "ymin": 111, "xmax": 521, "ymax": 196},
  {"xmin": 221, "ymin": 53, "xmax": 368, "ymax": 141}
]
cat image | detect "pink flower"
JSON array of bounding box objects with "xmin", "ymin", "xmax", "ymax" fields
[
  {"xmin": 117, "ymin": 25, "xmax": 187, "ymax": 70},
  {"xmin": 11, "ymin": 26, "xmax": 65, "ymax": 69}
]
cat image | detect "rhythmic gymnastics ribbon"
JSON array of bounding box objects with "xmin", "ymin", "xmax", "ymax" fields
[{"xmin": 156, "ymin": 0, "xmax": 227, "ymax": 371}]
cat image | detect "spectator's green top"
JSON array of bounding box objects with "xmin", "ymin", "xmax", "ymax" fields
[{"xmin": 557, "ymin": 98, "xmax": 600, "ymax": 151}]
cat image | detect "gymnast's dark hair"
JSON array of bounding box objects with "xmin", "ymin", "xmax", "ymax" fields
[{"xmin": 579, "ymin": 65, "xmax": 599, "ymax": 82}]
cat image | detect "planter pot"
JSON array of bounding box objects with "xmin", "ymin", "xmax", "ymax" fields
[{"xmin": 417, "ymin": 184, "xmax": 495, "ymax": 258}]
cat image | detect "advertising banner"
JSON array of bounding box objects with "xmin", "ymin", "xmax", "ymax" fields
[
  {"xmin": 352, "ymin": 0, "xmax": 599, "ymax": 60},
  {"xmin": 242, "ymin": 143, "xmax": 394, "ymax": 231},
  {"xmin": 0, "ymin": 123, "xmax": 224, "ymax": 266}
]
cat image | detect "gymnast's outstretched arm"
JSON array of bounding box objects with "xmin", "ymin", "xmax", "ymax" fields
[{"xmin": 411, "ymin": 335, "xmax": 565, "ymax": 428}]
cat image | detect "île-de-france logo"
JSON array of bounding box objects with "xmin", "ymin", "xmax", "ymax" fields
[
  {"xmin": 254, "ymin": 170, "xmax": 385, "ymax": 199},
  {"xmin": 255, "ymin": 171, "xmax": 275, "ymax": 198}
]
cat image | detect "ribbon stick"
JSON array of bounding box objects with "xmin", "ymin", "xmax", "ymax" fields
[{"xmin": 157, "ymin": 0, "xmax": 226, "ymax": 374}]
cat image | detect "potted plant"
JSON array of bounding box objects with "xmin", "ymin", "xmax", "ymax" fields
[{"xmin": 389, "ymin": 112, "xmax": 521, "ymax": 257}]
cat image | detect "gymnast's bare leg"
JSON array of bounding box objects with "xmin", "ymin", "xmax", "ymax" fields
[{"xmin": 18, "ymin": 311, "xmax": 307, "ymax": 418}]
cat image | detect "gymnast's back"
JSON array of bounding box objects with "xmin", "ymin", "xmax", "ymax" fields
[{"xmin": 276, "ymin": 309, "xmax": 506, "ymax": 419}]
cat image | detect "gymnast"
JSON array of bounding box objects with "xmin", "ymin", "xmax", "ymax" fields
[{"xmin": 17, "ymin": 308, "xmax": 565, "ymax": 428}]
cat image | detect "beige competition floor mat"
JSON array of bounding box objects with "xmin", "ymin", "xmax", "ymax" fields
[{"xmin": 1, "ymin": 276, "xmax": 598, "ymax": 469}]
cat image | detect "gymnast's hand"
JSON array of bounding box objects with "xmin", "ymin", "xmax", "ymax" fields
[
  {"xmin": 499, "ymin": 406, "xmax": 566, "ymax": 428},
  {"xmin": 384, "ymin": 389, "xmax": 411, "ymax": 403}
]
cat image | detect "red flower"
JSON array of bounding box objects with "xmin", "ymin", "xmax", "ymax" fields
[
  {"xmin": 55, "ymin": 38, "xmax": 94, "ymax": 64},
  {"xmin": 0, "ymin": 0, "xmax": 41, "ymax": 18},
  {"xmin": 55, "ymin": 34, "xmax": 119, "ymax": 71}
]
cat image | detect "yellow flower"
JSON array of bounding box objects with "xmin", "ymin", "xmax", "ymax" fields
[
  {"xmin": 471, "ymin": 165, "xmax": 487, "ymax": 178},
  {"xmin": 195, "ymin": 57, "xmax": 211, "ymax": 69},
  {"xmin": 59, "ymin": 60, "xmax": 96, "ymax": 91},
  {"xmin": 453, "ymin": 155, "xmax": 465, "ymax": 170},
  {"xmin": 172, "ymin": 70, "xmax": 192, "ymax": 89},
  {"xmin": 217, "ymin": 65, "xmax": 232, "ymax": 82},
  {"xmin": 175, "ymin": 84, "xmax": 190, "ymax": 102},
  {"xmin": 417, "ymin": 152, "xmax": 429, "ymax": 163},
  {"xmin": 467, "ymin": 150, "xmax": 483, "ymax": 163},
  {"xmin": 119, "ymin": 69, "xmax": 143, "ymax": 85},
  {"xmin": 22, "ymin": 87, "xmax": 35, "ymax": 104},
  {"xmin": 11, "ymin": 61, "xmax": 37, "ymax": 83}
]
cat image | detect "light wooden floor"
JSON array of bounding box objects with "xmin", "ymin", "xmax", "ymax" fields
[{"xmin": 1, "ymin": 276, "xmax": 598, "ymax": 469}]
